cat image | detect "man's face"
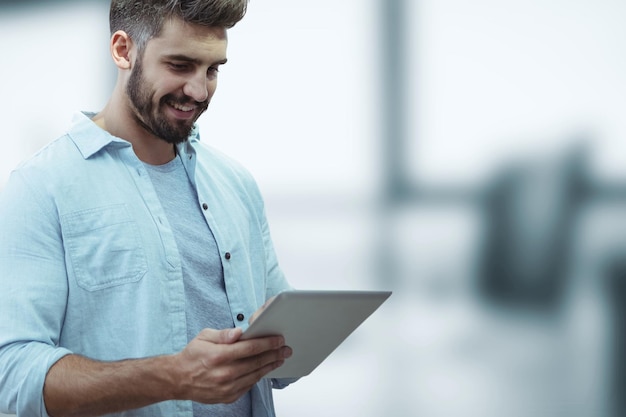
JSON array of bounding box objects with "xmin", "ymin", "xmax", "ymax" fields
[{"xmin": 125, "ymin": 18, "xmax": 228, "ymax": 144}]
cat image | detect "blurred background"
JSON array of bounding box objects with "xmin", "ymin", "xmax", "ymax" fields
[{"xmin": 2, "ymin": 0, "xmax": 626, "ymax": 416}]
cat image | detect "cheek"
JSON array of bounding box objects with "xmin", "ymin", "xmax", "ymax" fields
[{"xmin": 157, "ymin": 77, "xmax": 187, "ymax": 99}]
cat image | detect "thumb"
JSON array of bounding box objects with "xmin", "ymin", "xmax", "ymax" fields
[
  {"xmin": 197, "ymin": 327, "xmax": 242, "ymax": 344},
  {"xmin": 221, "ymin": 327, "xmax": 243, "ymax": 344}
]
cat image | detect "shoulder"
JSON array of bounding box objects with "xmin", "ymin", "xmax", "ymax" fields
[
  {"xmin": 194, "ymin": 141, "xmax": 259, "ymax": 187},
  {"xmin": 0, "ymin": 135, "xmax": 80, "ymax": 225},
  {"xmin": 11, "ymin": 134, "xmax": 81, "ymax": 185}
]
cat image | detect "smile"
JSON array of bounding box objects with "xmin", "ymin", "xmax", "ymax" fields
[{"xmin": 168, "ymin": 101, "xmax": 195, "ymax": 112}]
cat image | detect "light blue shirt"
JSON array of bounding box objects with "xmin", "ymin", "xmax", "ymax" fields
[
  {"xmin": 144, "ymin": 155, "xmax": 252, "ymax": 416},
  {"xmin": 0, "ymin": 112, "xmax": 294, "ymax": 417}
]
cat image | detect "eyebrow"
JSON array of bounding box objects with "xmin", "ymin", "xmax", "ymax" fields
[{"xmin": 163, "ymin": 54, "xmax": 228, "ymax": 66}]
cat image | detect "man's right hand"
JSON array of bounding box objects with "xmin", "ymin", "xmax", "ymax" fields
[
  {"xmin": 43, "ymin": 328, "xmax": 291, "ymax": 417},
  {"xmin": 171, "ymin": 327, "xmax": 292, "ymax": 404}
]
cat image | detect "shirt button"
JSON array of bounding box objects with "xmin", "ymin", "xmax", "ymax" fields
[
  {"xmin": 225, "ymin": 252, "xmax": 231, "ymax": 260},
  {"xmin": 202, "ymin": 203, "xmax": 208, "ymax": 210},
  {"xmin": 237, "ymin": 313, "xmax": 245, "ymax": 322}
]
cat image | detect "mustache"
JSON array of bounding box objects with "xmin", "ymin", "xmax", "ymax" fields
[{"xmin": 161, "ymin": 94, "xmax": 209, "ymax": 110}]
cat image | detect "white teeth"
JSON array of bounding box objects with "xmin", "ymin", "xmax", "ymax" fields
[{"xmin": 170, "ymin": 102, "xmax": 194, "ymax": 112}]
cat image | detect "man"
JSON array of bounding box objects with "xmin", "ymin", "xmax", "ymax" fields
[{"xmin": 0, "ymin": 1, "xmax": 294, "ymax": 416}]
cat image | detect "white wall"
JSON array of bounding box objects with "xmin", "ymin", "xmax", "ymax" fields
[
  {"xmin": 0, "ymin": 2, "xmax": 111, "ymax": 187},
  {"xmin": 407, "ymin": 0, "xmax": 626, "ymax": 188}
]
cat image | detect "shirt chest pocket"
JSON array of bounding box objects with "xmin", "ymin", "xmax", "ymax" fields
[{"xmin": 62, "ymin": 204, "xmax": 148, "ymax": 291}]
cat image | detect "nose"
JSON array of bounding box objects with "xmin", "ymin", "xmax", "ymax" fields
[{"xmin": 183, "ymin": 72, "xmax": 209, "ymax": 103}]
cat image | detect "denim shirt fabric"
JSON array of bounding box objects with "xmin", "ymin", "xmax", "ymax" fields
[{"xmin": 0, "ymin": 112, "xmax": 293, "ymax": 417}]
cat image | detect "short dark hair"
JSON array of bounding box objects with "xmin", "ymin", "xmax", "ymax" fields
[{"xmin": 110, "ymin": 0, "xmax": 248, "ymax": 51}]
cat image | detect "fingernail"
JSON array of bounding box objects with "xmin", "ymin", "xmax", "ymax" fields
[{"xmin": 282, "ymin": 347, "xmax": 293, "ymax": 358}]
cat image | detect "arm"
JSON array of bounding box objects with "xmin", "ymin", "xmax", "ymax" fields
[
  {"xmin": 0, "ymin": 171, "xmax": 73, "ymax": 415},
  {"xmin": 44, "ymin": 327, "xmax": 292, "ymax": 417}
]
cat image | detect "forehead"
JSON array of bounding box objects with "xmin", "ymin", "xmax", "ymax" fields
[{"xmin": 144, "ymin": 17, "xmax": 228, "ymax": 61}]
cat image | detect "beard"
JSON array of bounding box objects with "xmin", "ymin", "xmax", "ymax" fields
[{"xmin": 126, "ymin": 56, "xmax": 209, "ymax": 144}]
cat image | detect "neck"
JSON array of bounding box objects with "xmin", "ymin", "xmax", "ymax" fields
[{"xmin": 93, "ymin": 89, "xmax": 177, "ymax": 165}]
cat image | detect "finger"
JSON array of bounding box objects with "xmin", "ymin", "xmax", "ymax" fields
[
  {"xmin": 249, "ymin": 296, "xmax": 277, "ymax": 324},
  {"xmin": 237, "ymin": 347, "xmax": 291, "ymax": 383},
  {"xmin": 230, "ymin": 336, "xmax": 286, "ymax": 362},
  {"xmin": 216, "ymin": 358, "xmax": 283, "ymax": 405},
  {"xmin": 248, "ymin": 310, "xmax": 260, "ymax": 325},
  {"xmin": 232, "ymin": 345, "xmax": 292, "ymax": 380},
  {"xmin": 221, "ymin": 350, "xmax": 290, "ymax": 398}
]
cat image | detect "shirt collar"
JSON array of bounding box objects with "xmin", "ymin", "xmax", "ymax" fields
[{"xmin": 68, "ymin": 111, "xmax": 201, "ymax": 160}]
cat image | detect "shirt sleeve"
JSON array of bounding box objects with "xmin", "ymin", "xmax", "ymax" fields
[
  {"xmin": 260, "ymin": 202, "xmax": 294, "ymax": 300},
  {"xmin": 255, "ymin": 187, "xmax": 300, "ymax": 390},
  {"xmin": 0, "ymin": 170, "xmax": 73, "ymax": 416}
]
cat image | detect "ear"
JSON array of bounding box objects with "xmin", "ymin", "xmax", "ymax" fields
[{"xmin": 110, "ymin": 30, "xmax": 134, "ymax": 70}]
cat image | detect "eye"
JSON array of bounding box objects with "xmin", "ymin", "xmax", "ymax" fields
[
  {"xmin": 169, "ymin": 62, "xmax": 190, "ymax": 72},
  {"xmin": 206, "ymin": 66, "xmax": 221, "ymax": 80}
]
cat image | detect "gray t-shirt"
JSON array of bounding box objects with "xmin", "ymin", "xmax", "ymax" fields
[{"xmin": 145, "ymin": 154, "xmax": 252, "ymax": 417}]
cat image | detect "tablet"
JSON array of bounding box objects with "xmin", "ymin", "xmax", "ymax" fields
[{"xmin": 240, "ymin": 289, "xmax": 392, "ymax": 378}]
